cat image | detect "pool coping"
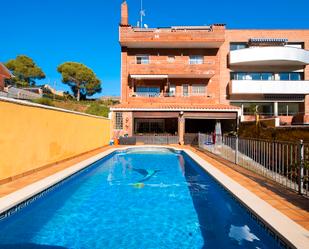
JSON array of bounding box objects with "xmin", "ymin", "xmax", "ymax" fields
[{"xmin": 0, "ymin": 145, "xmax": 308, "ymax": 248}]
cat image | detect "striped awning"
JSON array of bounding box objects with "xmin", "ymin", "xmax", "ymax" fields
[
  {"xmin": 249, "ymin": 38, "xmax": 288, "ymax": 43},
  {"xmin": 130, "ymin": 74, "xmax": 168, "ymax": 79}
]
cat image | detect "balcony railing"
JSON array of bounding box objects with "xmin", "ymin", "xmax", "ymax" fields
[
  {"xmin": 120, "ymin": 25, "xmax": 225, "ymax": 48},
  {"xmin": 128, "ymin": 61, "xmax": 215, "ymax": 78},
  {"xmin": 129, "ymin": 92, "xmax": 207, "ymax": 98},
  {"xmin": 229, "ymin": 46, "xmax": 309, "ymax": 66},
  {"xmin": 230, "ymin": 80, "xmax": 309, "ymax": 94}
]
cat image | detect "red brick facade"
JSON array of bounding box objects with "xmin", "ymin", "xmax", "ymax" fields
[
  {"xmin": 111, "ymin": 1, "xmax": 309, "ymax": 140},
  {"xmin": 0, "ymin": 63, "xmax": 12, "ymax": 91}
]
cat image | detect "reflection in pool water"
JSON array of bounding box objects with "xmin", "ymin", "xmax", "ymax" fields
[{"xmin": 0, "ymin": 148, "xmax": 282, "ymax": 248}]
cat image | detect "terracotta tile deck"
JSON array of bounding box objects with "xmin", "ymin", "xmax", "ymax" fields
[
  {"xmin": 186, "ymin": 146, "xmax": 309, "ymax": 231},
  {"xmin": 0, "ymin": 145, "xmax": 308, "ymax": 231},
  {"xmin": 0, "ymin": 146, "xmax": 115, "ymax": 197}
]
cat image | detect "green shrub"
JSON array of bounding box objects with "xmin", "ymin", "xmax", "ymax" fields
[
  {"xmin": 239, "ymin": 122, "xmax": 309, "ymax": 142},
  {"xmin": 32, "ymin": 98, "xmax": 54, "ymax": 106},
  {"xmin": 85, "ymin": 103, "xmax": 109, "ymax": 117}
]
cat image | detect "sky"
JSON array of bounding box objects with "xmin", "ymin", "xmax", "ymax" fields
[{"xmin": 1, "ymin": 0, "xmax": 309, "ymax": 97}]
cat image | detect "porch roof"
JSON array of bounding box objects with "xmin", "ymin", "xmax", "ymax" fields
[{"xmin": 110, "ymin": 103, "xmax": 240, "ymax": 112}]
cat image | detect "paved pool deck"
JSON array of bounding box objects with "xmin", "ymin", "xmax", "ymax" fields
[{"xmin": 0, "ymin": 145, "xmax": 308, "ymax": 231}]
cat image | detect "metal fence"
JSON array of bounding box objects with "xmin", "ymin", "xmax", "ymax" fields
[
  {"xmin": 184, "ymin": 133, "xmax": 199, "ymax": 145},
  {"xmin": 7, "ymin": 87, "xmax": 42, "ymax": 100},
  {"xmin": 0, "ymin": 91, "xmax": 8, "ymax": 97},
  {"xmin": 198, "ymin": 133, "xmax": 309, "ymax": 196},
  {"xmin": 134, "ymin": 135, "xmax": 179, "ymax": 145}
]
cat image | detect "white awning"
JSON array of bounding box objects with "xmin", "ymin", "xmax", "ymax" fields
[{"xmin": 130, "ymin": 74, "xmax": 168, "ymax": 79}]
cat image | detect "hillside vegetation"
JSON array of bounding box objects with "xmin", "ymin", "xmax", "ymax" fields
[
  {"xmin": 31, "ymin": 98, "xmax": 119, "ymax": 118},
  {"xmin": 239, "ymin": 122, "xmax": 309, "ymax": 142}
]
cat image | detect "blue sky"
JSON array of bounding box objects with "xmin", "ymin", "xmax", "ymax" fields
[{"xmin": 1, "ymin": 0, "xmax": 309, "ymax": 97}]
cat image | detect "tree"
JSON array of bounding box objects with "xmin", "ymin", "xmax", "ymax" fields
[
  {"xmin": 57, "ymin": 62, "xmax": 101, "ymax": 101},
  {"xmin": 5, "ymin": 55, "xmax": 45, "ymax": 87}
]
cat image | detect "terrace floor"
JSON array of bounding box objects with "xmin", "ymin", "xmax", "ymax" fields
[{"xmin": 0, "ymin": 145, "xmax": 308, "ymax": 230}]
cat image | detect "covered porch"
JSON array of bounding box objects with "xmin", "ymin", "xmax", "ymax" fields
[{"xmin": 110, "ymin": 103, "xmax": 240, "ymax": 145}]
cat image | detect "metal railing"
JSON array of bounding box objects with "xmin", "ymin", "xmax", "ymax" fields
[
  {"xmin": 198, "ymin": 133, "xmax": 309, "ymax": 196},
  {"xmin": 7, "ymin": 87, "xmax": 42, "ymax": 100},
  {"xmin": 130, "ymin": 92, "xmax": 207, "ymax": 98},
  {"xmin": 134, "ymin": 135, "xmax": 179, "ymax": 145},
  {"xmin": 0, "ymin": 91, "xmax": 8, "ymax": 97},
  {"xmin": 184, "ymin": 133, "xmax": 199, "ymax": 145}
]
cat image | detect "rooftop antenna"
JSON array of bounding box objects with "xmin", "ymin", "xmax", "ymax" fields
[{"xmin": 140, "ymin": 0, "xmax": 145, "ymax": 28}]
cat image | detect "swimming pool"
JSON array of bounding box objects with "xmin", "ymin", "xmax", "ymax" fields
[{"xmin": 0, "ymin": 148, "xmax": 289, "ymax": 248}]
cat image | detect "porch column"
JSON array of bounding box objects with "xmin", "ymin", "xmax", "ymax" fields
[
  {"xmin": 304, "ymin": 95, "xmax": 309, "ymax": 124},
  {"xmin": 164, "ymin": 79, "xmax": 169, "ymax": 96},
  {"xmin": 132, "ymin": 79, "xmax": 135, "ymax": 95},
  {"xmin": 178, "ymin": 112, "xmax": 185, "ymax": 145},
  {"xmin": 274, "ymin": 101, "xmax": 278, "ymax": 117},
  {"xmin": 123, "ymin": 112, "xmax": 133, "ymax": 136}
]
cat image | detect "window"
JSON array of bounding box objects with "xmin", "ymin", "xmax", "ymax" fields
[
  {"xmin": 237, "ymin": 73, "xmax": 246, "ymax": 80},
  {"xmin": 115, "ymin": 112, "xmax": 123, "ymax": 130},
  {"xmin": 230, "ymin": 72, "xmax": 302, "ymax": 81},
  {"xmin": 278, "ymin": 102, "xmax": 300, "ymax": 116},
  {"xmin": 261, "ymin": 73, "xmax": 274, "ymax": 80},
  {"xmin": 278, "ymin": 73, "xmax": 289, "ymax": 81},
  {"xmin": 251, "ymin": 73, "xmax": 261, "ymax": 80},
  {"xmin": 136, "ymin": 87, "xmax": 160, "ymax": 97},
  {"xmin": 167, "ymin": 56, "xmax": 175, "ymax": 63},
  {"xmin": 230, "ymin": 43, "xmax": 247, "ymax": 51},
  {"xmin": 189, "ymin": 55, "xmax": 203, "ymax": 65},
  {"xmin": 136, "ymin": 55, "xmax": 149, "ymax": 64},
  {"xmin": 135, "ymin": 119, "xmax": 164, "ymax": 133},
  {"xmin": 230, "ymin": 72, "xmax": 236, "ymax": 80},
  {"xmin": 169, "ymin": 84, "xmax": 176, "ymax": 97},
  {"xmin": 240, "ymin": 102, "xmax": 273, "ymax": 115},
  {"xmin": 192, "ymin": 84, "xmax": 205, "ymax": 96},
  {"xmin": 290, "ymin": 73, "xmax": 303, "ymax": 80},
  {"xmin": 182, "ymin": 84, "xmax": 189, "ymax": 96}
]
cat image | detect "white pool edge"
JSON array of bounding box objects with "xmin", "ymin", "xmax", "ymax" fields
[{"xmin": 0, "ymin": 145, "xmax": 308, "ymax": 248}]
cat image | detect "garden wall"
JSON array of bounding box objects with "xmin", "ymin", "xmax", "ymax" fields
[{"xmin": 0, "ymin": 97, "xmax": 111, "ymax": 183}]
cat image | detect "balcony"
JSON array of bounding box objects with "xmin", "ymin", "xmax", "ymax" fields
[
  {"xmin": 128, "ymin": 61, "xmax": 215, "ymax": 79},
  {"xmin": 129, "ymin": 92, "xmax": 207, "ymax": 98},
  {"xmin": 128, "ymin": 91, "xmax": 211, "ymax": 104},
  {"xmin": 229, "ymin": 47, "xmax": 309, "ymax": 66},
  {"xmin": 120, "ymin": 25, "xmax": 225, "ymax": 48},
  {"xmin": 230, "ymin": 80, "xmax": 309, "ymax": 94}
]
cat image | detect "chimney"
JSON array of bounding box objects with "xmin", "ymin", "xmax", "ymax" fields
[{"xmin": 121, "ymin": 1, "xmax": 128, "ymax": 26}]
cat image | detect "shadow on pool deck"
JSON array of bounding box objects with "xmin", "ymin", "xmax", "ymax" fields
[
  {"xmin": 194, "ymin": 146, "xmax": 309, "ymax": 212},
  {"xmin": 0, "ymin": 243, "xmax": 67, "ymax": 249}
]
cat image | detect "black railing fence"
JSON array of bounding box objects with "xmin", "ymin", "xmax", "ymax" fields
[{"xmin": 198, "ymin": 133, "xmax": 309, "ymax": 196}]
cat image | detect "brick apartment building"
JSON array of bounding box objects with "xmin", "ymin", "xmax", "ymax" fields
[
  {"xmin": 111, "ymin": 1, "xmax": 309, "ymax": 144},
  {"xmin": 0, "ymin": 63, "xmax": 12, "ymax": 91}
]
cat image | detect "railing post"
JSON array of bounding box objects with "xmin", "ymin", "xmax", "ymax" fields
[
  {"xmin": 298, "ymin": 140, "xmax": 304, "ymax": 195},
  {"xmin": 235, "ymin": 135, "xmax": 239, "ymax": 164},
  {"xmin": 198, "ymin": 132, "xmax": 200, "ymax": 148}
]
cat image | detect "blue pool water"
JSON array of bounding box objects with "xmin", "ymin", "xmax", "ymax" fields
[{"xmin": 0, "ymin": 148, "xmax": 283, "ymax": 249}]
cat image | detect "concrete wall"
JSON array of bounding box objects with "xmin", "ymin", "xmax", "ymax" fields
[{"xmin": 0, "ymin": 98, "xmax": 111, "ymax": 182}]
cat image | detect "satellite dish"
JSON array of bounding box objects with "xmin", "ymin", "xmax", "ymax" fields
[{"xmin": 144, "ymin": 24, "xmax": 148, "ymax": 29}]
